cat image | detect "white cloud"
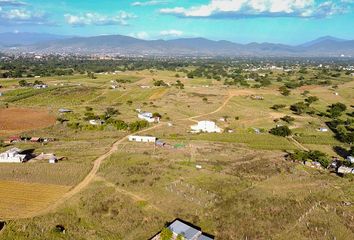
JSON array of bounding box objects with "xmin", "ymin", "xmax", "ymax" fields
[
  {"xmin": 160, "ymin": 0, "xmax": 351, "ymax": 18},
  {"xmin": 159, "ymin": 29, "xmax": 184, "ymax": 37},
  {"xmin": 130, "ymin": 31, "xmax": 150, "ymax": 39},
  {"xmin": 0, "ymin": 4, "xmax": 48, "ymax": 25},
  {"xmin": 132, "ymin": 1, "xmax": 168, "ymax": 7},
  {"xmin": 0, "ymin": 0, "xmax": 27, "ymax": 7},
  {"xmin": 65, "ymin": 11, "xmax": 135, "ymax": 26}
]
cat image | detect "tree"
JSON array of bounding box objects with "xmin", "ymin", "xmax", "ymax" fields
[
  {"xmin": 290, "ymin": 102, "xmax": 308, "ymax": 115},
  {"xmin": 271, "ymin": 104, "xmax": 286, "ymax": 111},
  {"xmin": 305, "ymin": 96, "xmax": 319, "ymax": 105},
  {"xmin": 349, "ymin": 146, "xmax": 354, "ymax": 156},
  {"xmin": 308, "ymin": 150, "xmax": 329, "ymax": 168},
  {"xmin": 105, "ymin": 107, "xmax": 119, "ymax": 119},
  {"xmin": 202, "ymin": 97, "xmax": 208, "ymax": 102},
  {"xmin": 153, "ymin": 79, "xmax": 167, "ymax": 87},
  {"xmin": 269, "ymin": 126, "xmax": 292, "ymax": 137},
  {"xmin": 281, "ymin": 115, "xmax": 295, "ymax": 124},
  {"xmin": 160, "ymin": 228, "xmax": 173, "ymax": 240},
  {"xmin": 18, "ymin": 80, "xmax": 28, "ymax": 87},
  {"xmin": 327, "ymin": 102, "xmax": 347, "ymax": 118},
  {"xmin": 289, "ymin": 150, "xmax": 309, "ymax": 162},
  {"xmin": 175, "ymin": 80, "xmax": 184, "ymax": 89},
  {"xmin": 279, "ymin": 86, "xmax": 290, "ymax": 96},
  {"xmin": 152, "ymin": 112, "xmax": 162, "ymax": 118}
]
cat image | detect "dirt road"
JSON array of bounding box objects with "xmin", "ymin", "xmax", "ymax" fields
[{"xmin": 13, "ymin": 91, "xmax": 235, "ymax": 219}]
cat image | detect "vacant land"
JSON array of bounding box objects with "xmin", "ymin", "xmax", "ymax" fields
[
  {"xmin": 0, "ymin": 181, "xmax": 70, "ymax": 219},
  {"xmin": 0, "ymin": 108, "xmax": 56, "ymax": 136},
  {"xmin": 0, "ymin": 61, "xmax": 353, "ymax": 239}
]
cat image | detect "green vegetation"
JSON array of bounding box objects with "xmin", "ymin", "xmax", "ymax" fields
[{"xmin": 0, "ymin": 57, "xmax": 354, "ymax": 239}]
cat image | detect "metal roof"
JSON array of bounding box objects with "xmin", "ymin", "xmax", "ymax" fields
[{"xmin": 168, "ymin": 220, "xmax": 201, "ymax": 240}]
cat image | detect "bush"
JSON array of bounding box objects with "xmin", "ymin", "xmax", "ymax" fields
[
  {"xmin": 281, "ymin": 115, "xmax": 295, "ymax": 123},
  {"xmin": 269, "ymin": 126, "xmax": 292, "ymax": 137},
  {"xmin": 271, "ymin": 104, "xmax": 286, "ymax": 111}
]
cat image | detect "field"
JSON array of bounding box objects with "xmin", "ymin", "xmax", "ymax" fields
[
  {"xmin": 0, "ymin": 108, "xmax": 56, "ymax": 136},
  {"xmin": 0, "ymin": 64, "xmax": 353, "ymax": 239},
  {"xmin": 0, "ymin": 181, "xmax": 70, "ymax": 219}
]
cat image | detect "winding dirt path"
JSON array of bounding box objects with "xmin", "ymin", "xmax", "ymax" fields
[
  {"xmin": 16, "ymin": 123, "xmax": 165, "ymax": 219},
  {"xmin": 10, "ymin": 91, "xmax": 235, "ymax": 220}
]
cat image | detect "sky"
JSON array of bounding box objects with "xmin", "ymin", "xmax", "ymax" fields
[{"xmin": 0, "ymin": 0, "xmax": 353, "ymax": 45}]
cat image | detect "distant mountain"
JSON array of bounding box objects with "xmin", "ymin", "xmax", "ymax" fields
[
  {"xmin": 0, "ymin": 32, "xmax": 71, "ymax": 47},
  {"xmin": 299, "ymin": 36, "xmax": 347, "ymax": 48},
  {"xmin": 2, "ymin": 33, "xmax": 354, "ymax": 57}
]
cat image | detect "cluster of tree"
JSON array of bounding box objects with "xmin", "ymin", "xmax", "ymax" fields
[
  {"xmin": 269, "ymin": 126, "xmax": 292, "ymax": 137},
  {"xmin": 289, "ymin": 96, "xmax": 319, "ymax": 115},
  {"xmin": 289, "ymin": 150, "xmax": 330, "ymax": 168},
  {"xmin": 18, "ymin": 79, "xmax": 45, "ymax": 87},
  {"xmin": 174, "ymin": 80, "xmax": 184, "ymax": 89},
  {"xmin": 83, "ymin": 107, "xmax": 120, "ymax": 121},
  {"xmin": 153, "ymin": 79, "xmax": 168, "ymax": 87},
  {"xmin": 327, "ymin": 118, "xmax": 354, "ymax": 144}
]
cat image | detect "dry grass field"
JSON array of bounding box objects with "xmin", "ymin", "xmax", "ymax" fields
[
  {"xmin": 0, "ymin": 181, "xmax": 70, "ymax": 219},
  {"xmin": 0, "ymin": 108, "xmax": 56, "ymax": 136},
  {"xmin": 0, "ymin": 68, "xmax": 353, "ymax": 239}
]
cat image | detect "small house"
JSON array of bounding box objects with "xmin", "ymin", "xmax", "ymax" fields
[
  {"xmin": 347, "ymin": 156, "xmax": 354, "ymax": 164},
  {"xmin": 155, "ymin": 140, "xmax": 166, "ymax": 147},
  {"xmin": 337, "ymin": 166, "xmax": 354, "ymax": 175},
  {"xmin": 305, "ymin": 161, "xmax": 322, "ymax": 169},
  {"xmin": 0, "ymin": 148, "xmax": 26, "ymax": 163},
  {"xmin": 33, "ymin": 84, "xmax": 48, "ymax": 89},
  {"xmin": 30, "ymin": 137, "xmax": 42, "ymax": 143},
  {"xmin": 8, "ymin": 136, "xmax": 22, "ymax": 143},
  {"xmin": 251, "ymin": 95, "xmax": 264, "ymax": 100},
  {"xmin": 191, "ymin": 121, "xmax": 222, "ymax": 133},
  {"xmin": 59, "ymin": 108, "xmax": 72, "ymax": 113},
  {"xmin": 89, "ymin": 119, "xmax": 105, "ymax": 125},
  {"xmin": 138, "ymin": 112, "xmax": 160, "ymax": 123},
  {"xmin": 128, "ymin": 135, "xmax": 156, "ymax": 143},
  {"xmin": 49, "ymin": 155, "xmax": 58, "ymax": 164},
  {"xmin": 151, "ymin": 219, "xmax": 214, "ymax": 240},
  {"xmin": 318, "ymin": 127, "xmax": 329, "ymax": 132}
]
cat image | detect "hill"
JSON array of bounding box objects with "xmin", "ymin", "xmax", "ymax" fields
[{"xmin": 2, "ymin": 33, "xmax": 354, "ymax": 57}]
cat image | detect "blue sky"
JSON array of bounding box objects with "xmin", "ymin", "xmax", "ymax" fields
[{"xmin": 0, "ymin": 0, "xmax": 353, "ymax": 44}]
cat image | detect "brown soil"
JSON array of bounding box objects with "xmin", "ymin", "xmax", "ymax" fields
[{"xmin": 0, "ymin": 108, "xmax": 56, "ymax": 136}]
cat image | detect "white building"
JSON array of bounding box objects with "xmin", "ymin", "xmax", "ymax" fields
[
  {"xmin": 191, "ymin": 121, "xmax": 222, "ymax": 133},
  {"xmin": 318, "ymin": 127, "xmax": 329, "ymax": 132},
  {"xmin": 89, "ymin": 119, "xmax": 105, "ymax": 125},
  {"xmin": 347, "ymin": 156, "xmax": 354, "ymax": 164},
  {"xmin": 0, "ymin": 148, "xmax": 26, "ymax": 163},
  {"xmin": 138, "ymin": 112, "xmax": 159, "ymax": 123},
  {"xmin": 338, "ymin": 166, "xmax": 354, "ymax": 175},
  {"xmin": 152, "ymin": 219, "xmax": 214, "ymax": 240},
  {"xmin": 33, "ymin": 84, "xmax": 48, "ymax": 89},
  {"xmin": 128, "ymin": 135, "xmax": 156, "ymax": 143}
]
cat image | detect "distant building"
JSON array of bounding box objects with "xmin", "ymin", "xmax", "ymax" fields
[
  {"xmin": 33, "ymin": 84, "xmax": 48, "ymax": 89},
  {"xmin": 337, "ymin": 166, "xmax": 354, "ymax": 175},
  {"xmin": 347, "ymin": 156, "xmax": 354, "ymax": 164},
  {"xmin": 138, "ymin": 112, "xmax": 160, "ymax": 123},
  {"xmin": 250, "ymin": 95, "xmax": 264, "ymax": 100},
  {"xmin": 151, "ymin": 219, "xmax": 214, "ymax": 240},
  {"xmin": 191, "ymin": 121, "xmax": 222, "ymax": 133},
  {"xmin": 128, "ymin": 135, "xmax": 156, "ymax": 143},
  {"xmin": 318, "ymin": 127, "xmax": 329, "ymax": 132},
  {"xmin": 0, "ymin": 148, "xmax": 26, "ymax": 163},
  {"xmin": 89, "ymin": 119, "xmax": 105, "ymax": 125},
  {"xmin": 58, "ymin": 108, "xmax": 72, "ymax": 113},
  {"xmin": 49, "ymin": 155, "xmax": 58, "ymax": 164}
]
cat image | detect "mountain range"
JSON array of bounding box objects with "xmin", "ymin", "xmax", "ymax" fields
[{"xmin": 1, "ymin": 33, "xmax": 353, "ymax": 57}]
